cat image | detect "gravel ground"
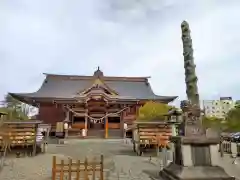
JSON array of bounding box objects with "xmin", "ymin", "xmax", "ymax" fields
[{"xmin": 0, "ymin": 139, "xmax": 239, "ymax": 180}]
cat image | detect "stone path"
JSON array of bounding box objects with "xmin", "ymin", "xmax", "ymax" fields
[
  {"xmin": 0, "ymin": 139, "xmax": 239, "ymax": 179},
  {"xmin": 217, "ymin": 154, "xmax": 240, "ymax": 179}
]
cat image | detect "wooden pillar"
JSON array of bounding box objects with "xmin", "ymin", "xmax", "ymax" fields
[
  {"xmin": 33, "ymin": 123, "xmax": 38, "ymax": 156},
  {"xmin": 70, "ymin": 111, "xmax": 73, "ymax": 127},
  {"xmin": 135, "ymin": 105, "xmax": 140, "ymax": 117},
  {"xmin": 84, "ymin": 109, "xmax": 88, "ymax": 136},
  {"xmin": 105, "ymin": 113, "xmax": 108, "ymax": 139},
  {"xmin": 120, "ymin": 111, "xmax": 124, "ymax": 138},
  {"xmin": 66, "ymin": 110, "xmax": 70, "ymax": 123}
]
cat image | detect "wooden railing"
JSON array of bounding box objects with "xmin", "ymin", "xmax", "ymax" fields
[{"xmin": 52, "ymin": 155, "xmax": 104, "ymax": 180}]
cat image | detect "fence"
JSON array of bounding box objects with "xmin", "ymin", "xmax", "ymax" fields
[
  {"xmin": 222, "ymin": 141, "xmax": 240, "ymax": 156},
  {"xmin": 52, "ymin": 155, "xmax": 104, "ymax": 180}
]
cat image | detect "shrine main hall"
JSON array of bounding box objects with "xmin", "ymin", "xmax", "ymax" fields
[{"xmin": 9, "ymin": 68, "xmax": 177, "ymax": 138}]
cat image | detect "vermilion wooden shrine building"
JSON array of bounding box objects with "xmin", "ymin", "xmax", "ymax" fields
[{"xmin": 9, "ymin": 68, "xmax": 177, "ymax": 138}]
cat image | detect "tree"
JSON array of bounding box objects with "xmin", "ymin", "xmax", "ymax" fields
[
  {"xmin": 225, "ymin": 106, "xmax": 240, "ymax": 132},
  {"xmin": 138, "ymin": 101, "xmax": 172, "ymax": 121},
  {"xmin": 202, "ymin": 116, "xmax": 226, "ymax": 130},
  {"xmin": 0, "ymin": 94, "xmax": 29, "ymax": 120},
  {"xmin": 4, "ymin": 94, "xmax": 22, "ymax": 109},
  {"xmin": 235, "ymin": 100, "xmax": 240, "ymax": 108}
]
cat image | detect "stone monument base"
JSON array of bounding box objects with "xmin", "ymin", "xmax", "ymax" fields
[
  {"xmin": 160, "ymin": 163, "xmax": 234, "ymax": 180},
  {"xmin": 159, "ymin": 136, "xmax": 235, "ymax": 180}
]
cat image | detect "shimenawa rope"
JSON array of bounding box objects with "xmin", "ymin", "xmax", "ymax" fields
[{"xmin": 65, "ymin": 106, "xmax": 131, "ymax": 123}]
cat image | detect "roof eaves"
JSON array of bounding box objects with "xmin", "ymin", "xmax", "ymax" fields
[
  {"xmin": 9, "ymin": 93, "xmax": 76, "ymax": 104},
  {"xmin": 153, "ymin": 95, "xmax": 178, "ymax": 101},
  {"xmin": 4, "ymin": 120, "xmax": 43, "ymax": 124},
  {"xmin": 43, "ymin": 73, "xmax": 151, "ymax": 82},
  {"xmin": 8, "ymin": 93, "xmax": 34, "ymax": 104}
]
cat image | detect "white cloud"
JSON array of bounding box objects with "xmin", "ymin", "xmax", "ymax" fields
[{"xmin": 0, "ymin": 0, "xmax": 240, "ymax": 106}]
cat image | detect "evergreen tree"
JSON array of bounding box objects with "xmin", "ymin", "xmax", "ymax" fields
[
  {"xmin": 0, "ymin": 94, "xmax": 29, "ymax": 120},
  {"xmin": 138, "ymin": 101, "xmax": 172, "ymax": 121}
]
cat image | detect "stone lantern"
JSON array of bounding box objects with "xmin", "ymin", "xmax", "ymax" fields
[{"xmin": 166, "ymin": 108, "xmax": 182, "ymax": 137}]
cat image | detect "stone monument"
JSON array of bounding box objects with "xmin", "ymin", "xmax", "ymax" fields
[{"xmin": 159, "ymin": 21, "xmax": 234, "ymax": 180}]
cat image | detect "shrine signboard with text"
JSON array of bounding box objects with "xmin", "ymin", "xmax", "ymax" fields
[{"xmin": 181, "ymin": 100, "xmax": 204, "ymax": 137}]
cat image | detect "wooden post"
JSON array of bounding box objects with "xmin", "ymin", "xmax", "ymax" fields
[
  {"xmin": 66, "ymin": 110, "xmax": 70, "ymax": 123},
  {"xmin": 52, "ymin": 156, "xmax": 56, "ymax": 180},
  {"xmin": 84, "ymin": 109, "xmax": 88, "ymax": 137},
  {"xmin": 76, "ymin": 160, "xmax": 81, "ymax": 179},
  {"xmin": 121, "ymin": 105, "xmax": 126, "ymax": 138},
  {"xmin": 105, "ymin": 116, "xmax": 108, "ymax": 139},
  {"xmin": 100, "ymin": 155, "xmax": 104, "ymax": 180},
  {"xmin": 84, "ymin": 157, "xmax": 88, "ymax": 180},
  {"xmin": 92, "ymin": 157, "xmax": 96, "ymax": 180},
  {"xmin": 120, "ymin": 111, "xmax": 124, "ymax": 138},
  {"xmin": 60, "ymin": 160, "xmax": 64, "ymax": 180},
  {"xmin": 33, "ymin": 123, "xmax": 38, "ymax": 156},
  {"xmin": 68, "ymin": 158, "xmax": 72, "ymax": 180}
]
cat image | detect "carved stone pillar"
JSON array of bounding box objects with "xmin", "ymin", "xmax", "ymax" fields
[{"xmin": 159, "ymin": 20, "xmax": 234, "ymax": 180}]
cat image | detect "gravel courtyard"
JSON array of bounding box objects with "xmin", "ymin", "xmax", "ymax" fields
[
  {"xmin": 0, "ymin": 139, "xmax": 240, "ymax": 180},
  {"xmin": 0, "ymin": 139, "xmax": 161, "ymax": 180}
]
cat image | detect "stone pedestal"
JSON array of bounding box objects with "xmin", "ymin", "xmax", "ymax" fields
[{"xmin": 159, "ymin": 136, "xmax": 235, "ymax": 180}]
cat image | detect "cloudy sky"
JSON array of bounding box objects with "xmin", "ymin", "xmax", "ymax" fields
[{"xmin": 0, "ymin": 0, "xmax": 240, "ymax": 106}]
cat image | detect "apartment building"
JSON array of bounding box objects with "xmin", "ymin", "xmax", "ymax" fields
[{"xmin": 203, "ymin": 97, "xmax": 235, "ymax": 119}]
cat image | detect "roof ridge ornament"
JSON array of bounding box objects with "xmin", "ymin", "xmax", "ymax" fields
[
  {"xmin": 93, "ymin": 66, "xmax": 104, "ymax": 77},
  {"xmin": 76, "ymin": 78, "xmax": 119, "ymax": 96}
]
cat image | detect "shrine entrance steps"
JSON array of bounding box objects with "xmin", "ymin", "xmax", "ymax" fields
[
  {"xmin": 51, "ymin": 129, "xmax": 123, "ymax": 139},
  {"xmin": 87, "ymin": 129, "xmax": 123, "ymax": 139},
  {"xmin": 87, "ymin": 129, "xmax": 105, "ymax": 138}
]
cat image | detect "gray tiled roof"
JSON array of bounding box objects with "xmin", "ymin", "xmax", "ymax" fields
[{"xmin": 9, "ymin": 74, "xmax": 177, "ymax": 102}]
